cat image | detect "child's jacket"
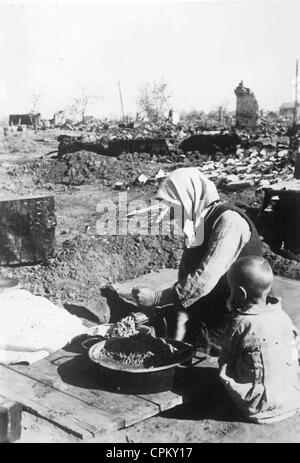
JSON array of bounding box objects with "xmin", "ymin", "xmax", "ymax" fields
[{"xmin": 219, "ymin": 297, "xmax": 300, "ymax": 423}]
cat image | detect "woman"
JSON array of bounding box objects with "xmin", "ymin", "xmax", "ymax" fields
[{"xmin": 130, "ymin": 167, "xmax": 262, "ymax": 353}]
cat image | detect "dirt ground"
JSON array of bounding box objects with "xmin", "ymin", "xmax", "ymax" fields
[{"xmin": 1, "ymin": 129, "xmax": 300, "ymax": 443}]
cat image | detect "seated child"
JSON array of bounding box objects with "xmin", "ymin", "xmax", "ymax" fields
[{"xmin": 219, "ymin": 256, "xmax": 300, "ymax": 423}]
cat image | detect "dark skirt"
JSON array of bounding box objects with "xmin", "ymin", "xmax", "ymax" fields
[{"xmin": 152, "ymin": 286, "xmax": 231, "ymax": 355}]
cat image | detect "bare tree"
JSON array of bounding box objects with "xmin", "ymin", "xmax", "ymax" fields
[
  {"xmin": 69, "ymin": 89, "xmax": 101, "ymax": 124},
  {"xmin": 137, "ymin": 79, "xmax": 171, "ymax": 123}
]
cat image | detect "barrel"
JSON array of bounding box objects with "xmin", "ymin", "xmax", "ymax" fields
[{"xmin": 277, "ymin": 190, "xmax": 300, "ymax": 254}]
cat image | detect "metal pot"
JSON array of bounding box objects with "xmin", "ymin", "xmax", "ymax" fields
[{"xmin": 86, "ymin": 337, "xmax": 195, "ymax": 394}]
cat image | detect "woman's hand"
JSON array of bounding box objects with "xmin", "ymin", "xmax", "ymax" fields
[{"xmin": 131, "ymin": 287, "xmax": 158, "ymax": 307}]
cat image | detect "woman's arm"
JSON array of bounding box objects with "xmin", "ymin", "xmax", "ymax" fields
[{"xmin": 158, "ymin": 211, "xmax": 251, "ymax": 307}]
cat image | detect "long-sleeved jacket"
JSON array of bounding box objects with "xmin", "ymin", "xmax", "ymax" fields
[
  {"xmin": 174, "ymin": 209, "xmax": 251, "ymax": 307},
  {"xmin": 219, "ymin": 297, "xmax": 300, "ymax": 423},
  {"xmin": 157, "ymin": 206, "xmax": 257, "ymax": 308}
]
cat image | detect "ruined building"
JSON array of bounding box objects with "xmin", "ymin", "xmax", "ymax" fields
[
  {"xmin": 279, "ymin": 102, "xmax": 300, "ymax": 122},
  {"xmin": 234, "ymin": 81, "xmax": 259, "ymax": 129}
]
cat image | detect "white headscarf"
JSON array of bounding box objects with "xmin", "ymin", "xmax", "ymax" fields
[{"xmin": 156, "ymin": 167, "xmax": 219, "ymax": 248}]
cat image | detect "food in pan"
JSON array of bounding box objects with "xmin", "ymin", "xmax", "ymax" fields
[
  {"xmin": 106, "ymin": 315, "xmax": 138, "ymax": 339},
  {"xmin": 92, "ymin": 333, "xmax": 179, "ymax": 368}
]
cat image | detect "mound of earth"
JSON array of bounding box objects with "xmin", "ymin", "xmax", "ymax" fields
[
  {"xmin": 40, "ymin": 151, "xmax": 170, "ymax": 188},
  {"xmin": 2, "ymin": 233, "xmax": 183, "ymax": 319}
]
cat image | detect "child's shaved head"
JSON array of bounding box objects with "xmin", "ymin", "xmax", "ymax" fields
[{"xmin": 227, "ymin": 256, "xmax": 273, "ymax": 302}]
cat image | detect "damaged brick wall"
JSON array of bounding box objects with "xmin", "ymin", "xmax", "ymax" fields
[{"xmin": 234, "ymin": 81, "xmax": 259, "ymax": 129}]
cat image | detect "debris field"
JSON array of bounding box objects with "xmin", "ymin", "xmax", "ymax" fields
[{"xmin": 1, "ymin": 121, "xmax": 300, "ymax": 319}]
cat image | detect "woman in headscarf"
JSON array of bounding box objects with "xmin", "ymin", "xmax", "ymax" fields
[{"xmin": 131, "ymin": 167, "xmax": 262, "ymax": 353}]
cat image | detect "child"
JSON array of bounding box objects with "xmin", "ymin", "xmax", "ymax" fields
[{"xmin": 219, "ymin": 256, "xmax": 300, "ymax": 423}]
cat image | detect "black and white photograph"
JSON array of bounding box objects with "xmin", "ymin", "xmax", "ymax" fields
[{"xmin": 0, "ymin": 0, "xmax": 300, "ymax": 445}]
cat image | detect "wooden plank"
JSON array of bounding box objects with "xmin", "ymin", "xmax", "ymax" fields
[
  {"xmin": 86, "ymin": 355, "xmax": 220, "ymax": 444},
  {"xmin": 137, "ymin": 391, "xmax": 183, "ymax": 412},
  {"xmin": 9, "ymin": 349, "xmax": 160, "ymax": 430},
  {"xmin": 0, "ymin": 366, "xmax": 120, "ymax": 439},
  {"xmin": 1, "ymin": 352, "xmax": 219, "ymax": 439}
]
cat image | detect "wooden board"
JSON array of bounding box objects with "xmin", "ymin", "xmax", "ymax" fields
[
  {"xmin": 0, "ymin": 348, "xmax": 219, "ymax": 440},
  {"xmin": 0, "ymin": 366, "xmax": 117, "ymax": 439},
  {"xmin": 1, "ymin": 347, "xmax": 219, "ymax": 440},
  {"xmin": 8, "ymin": 349, "xmax": 160, "ymax": 429},
  {"xmin": 136, "ymin": 390, "xmax": 183, "ymax": 413}
]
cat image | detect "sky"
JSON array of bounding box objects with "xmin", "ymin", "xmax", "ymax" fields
[{"xmin": 0, "ymin": 0, "xmax": 299, "ymax": 119}]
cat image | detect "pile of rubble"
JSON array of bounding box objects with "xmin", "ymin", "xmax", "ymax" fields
[
  {"xmin": 51, "ymin": 124, "xmax": 298, "ymax": 193},
  {"xmin": 39, "ymin": 151, "xmax": 172, "ymax": 189},
  {"xmin": 203, "ymin": 145, "xmax": 294, "ymax": 193},
  {"xmin": 130, "ymin": 131, "xmax": 296, "ymax": 194},
  {"xmin": 56, "ymin": 121, "xmax": 243, "ymax": 159},
  {"xmin": 56, "ymin": 117, "xmax": 298, "ymax": 156},
  {"xmin": 58, "ymin": 134, "xmax": 171, "ymax": 158}
]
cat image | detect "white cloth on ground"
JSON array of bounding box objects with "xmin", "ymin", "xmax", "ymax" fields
[{"xmin": 0, "ymin": 288, "xmax": 86, "ymax": 365}]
